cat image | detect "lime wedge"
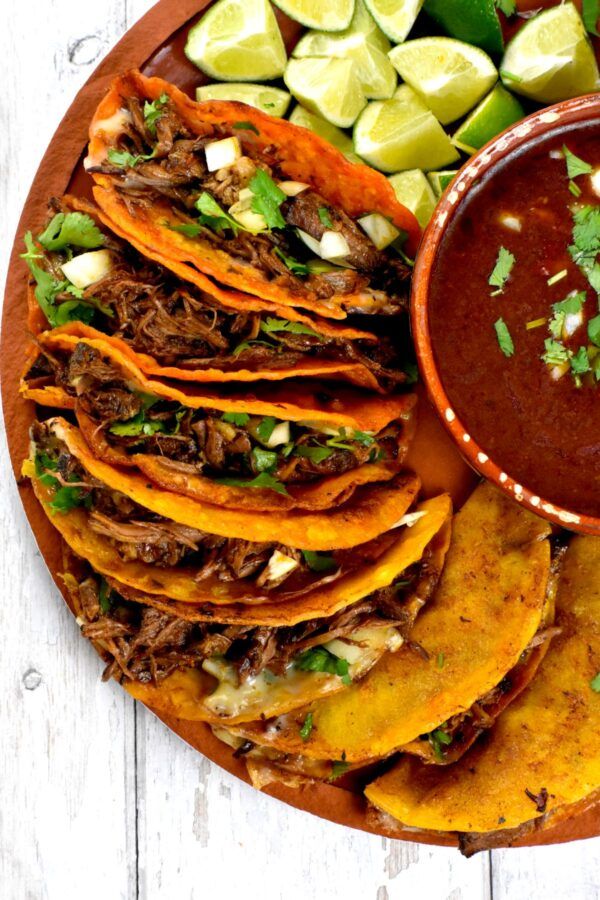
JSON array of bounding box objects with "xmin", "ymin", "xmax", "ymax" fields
[
  {"xmin": 423, "ymin": 0, "xmax": 504, "ymax": 57},
  {"xmin": 196, "ymin": 83, "xmax": 291, "ymax": 116},
  {"xmin": 363, "ymin": 0, "xmax": 424, "ymax": 43},
  {"xmin": 284, "ymin": 57, "xmax": 367, "ymax": 128},
  {"xmin": 388, "ymin": 170, "xmax": 437, "ymax": 228},
  {"xmin": 353, "ymin": 85, "xmax": 460, "ymax": 173},
  {"xmin": 293, "ymin": 0, "xmax": 397, "ymax": 99},
  {"xmin": 500, "ymin": 3, "xmax": 600, "ymax": 103},
  {"xmin": 451, "ymin": 84, "xmax": 524, "ymax": 155},
  {"xmin": 185, "ymin": 0, "xmax": 287, "ymax": 81},
  {"xmin": 389, "ymin": 37, "xmax": 498, "ymax": 125},
  {"xmin": 289, "ymin": 106, "xmax": 362, "ymax": 162},
  {"xmin": 271, "ymin": 0, "xmax": 354, "ymax": 31},
  {"xmin": 427, "ymin": 170, "xmax": 458, "ymax": 195}
]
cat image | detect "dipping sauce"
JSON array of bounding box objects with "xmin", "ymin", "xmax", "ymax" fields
[{"xmin": 429, "ymin": 120, "xmax": 600, "ymax": 518}]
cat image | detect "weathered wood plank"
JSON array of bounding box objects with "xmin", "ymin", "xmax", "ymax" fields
[{"xmin": 492, "ymin": 841, "xmax": 600, "ymax": 899}]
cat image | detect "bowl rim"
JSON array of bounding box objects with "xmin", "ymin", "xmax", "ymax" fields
[{"xmin": 411, "ymin": 91, "xmax": 600, "ymax": 536}]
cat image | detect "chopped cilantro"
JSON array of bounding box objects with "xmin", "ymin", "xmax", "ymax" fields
[
  {"xmin": 295, "ymin": 646, "xmax": 351, "ymax": 685},
  {"xmin": 563, "ymin": 145, "xmax": 593, "ymax": 180},
  {"xmin": 231, "ymin": 338, "xmax": 273, "ymax": 357},
  {"xmin": 252, "ymin": 446, "xmax": 278, "ymax": 472},
  {"xmin": 37, "ymin": 212, "xmax": 105, "ymax": 251},
  {"xmin": 318, "ymin": 207, "xmax": 333, "ymax": 228},
  {"xmin": 588, "ymin": 313, "xmax": 600, "ymax": 347},
  {"xmin": 143, "ymin": 93, "xmax": 169, "ymax": 135},
  {"xmin": 495, "ymin": 0, "xmax": 516, "ymax": 15},
  {"xmin": 489, "ymin": 247, "xmax": 515, "ymax": 294},
  {"xmin": 582, "ymin": 0, "xmax": 600, "ymax": 36},
  {"xmin": 195, "ymin": 192, "xmax": 248, "ymax": 236},
  {"xmin": 429, "ymin": 727, "xmax": 452, "ymax": 761},
  {"xmin": 256, "ymin": 416, "xmax": 278, "ymax": 443},
  {"xmin": 107, "ymin": 147, "xmax": 155, "ymax": 168},
  {"xmin": 109, "ymin": 411, "xmax": 166, "ymax": 437},
  {"xmin": 302, "ymin": 550, "xmax": 337, "ymax": 573},
  {"xmin": 249, "ymin": 169, "xmax": 287, "ymax": 229},
  {"xmin": 221, "ymin": 412, "xmax": 250, "ymax": 426},
  {"xmin": 549, "ymin": 292, "xmax": 585, "ymax": 338},
  {"xmin": 569, "ymin": 206, "xmax": 600, "ymax": 278},
  {"xmin": 542, "ymin": 338, "xmax": 570, "ymax": 367},
  {"xmin": 569, "ymin": 180, "xmax": 583, "ymax": 198},
  {"xmin": 260, "ymin": 317, "xmax": 320, "ymax": 339},
  {"xmin": 494, "ymin": 317, "xmax": 514, "ymax": 357},
  {"xmin": 436, "ymin": 652, "xmax": 445, "ymax": 670},
  {"xmin": 273, "ymin": 247, "xmax": 309, "ymax": 276},
  {"xmin": 299, "ymin": 712, "xmax": 313, "ymax": 742},
  {"xmin": 294, "ymin": 444, "xmax": 333, "ymax": 464},
  {"xmin": 98, "ymin": 578, "xmax": 114, "ymax": 614},
  {"xmin": 214, "ymin": 471, "xmax": 289, "ymax": 495},
  {"xmin": 570, "ymin": 346, "xmax": 591, "ymax": 379},
  {"xmin": 34, "ymin": 452, "xmax": 91, "ymax": 514},
  {"xmin": 232, "ymin": 121, "xmax": 260, "ymax": 134},
  {"xmin": 168, "ymin": 223, "xmax": 204, "ymax": 238},
  {"xmin": 590, "ymin": 671, "xmax": 600, "ymax": 692},
  {"xmin": 328, "ymin": 760, "xmax": 349, "ymax": 781}
]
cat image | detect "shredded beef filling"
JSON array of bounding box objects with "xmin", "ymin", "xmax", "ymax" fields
[{"xmin": 88, "ymin": 96, "xmax": 411, "ymax": 309}]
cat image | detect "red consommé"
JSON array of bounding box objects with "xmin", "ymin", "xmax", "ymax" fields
[{"xmin": 429, "ymin": 120, "xmax": 600, "ymax": 518}]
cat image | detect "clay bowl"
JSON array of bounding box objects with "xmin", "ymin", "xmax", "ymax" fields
[{"xmin": 411, "ymin": 93, "xmax": 600, "ymax": 536}]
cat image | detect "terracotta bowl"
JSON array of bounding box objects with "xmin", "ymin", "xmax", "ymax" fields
[{"xmin": 411, "ymin": 93, "xmax": 600, "ymax": 536}]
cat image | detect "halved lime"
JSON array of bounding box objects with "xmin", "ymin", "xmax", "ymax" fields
[
  {"xmin": 389, "ymin": 37, "xmax": 498, "ymax": 125},
  {"xmin": 271, "ymin": 0, "xmax": 355, "ymax": 31},
  {"xmin": 423, "ymin": 0, "xmax": 504, "ymax": 57},
  {"xmin": 292, "ymin": 0, "xmax": 397, "ymax": 99},
  {"xmin": 452, "ymin": 84, "xmax": 524, "ymax": 155},
  {"xmin": 427, "ymin": 170, "xmax": 458, "ymax": 195},
  {"xmin": 284, "ymin": 57, "xmax": 367, "ymax": 128},
  {"xmin": 500, "ymin": 3, "xmax": 600, "ymax": 103},
  {"xmin": 388, "ymin": 170, "xmax": 437, "ymax": 228},
  {"xmin": 289, "ymin": 106, "xmax": 362, "ymax": 162},
  {"xmin": 196, "ymin": 83, "xmax": 291, "ymax": 116},
  {"xmin": 353, "ymin": 85, "xmax": 460, "ymax": 173},
  {"xmin": 363, "ymin": 0, "xmax": 424, "ymax": 43},
  {"xmin": 185, "ymin": 0, "xmax": 287, "ymax": 81}
]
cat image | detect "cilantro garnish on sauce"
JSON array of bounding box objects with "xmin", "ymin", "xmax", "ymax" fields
[
  {"xmin": 488, "ymin": 247, "xmax": 515, "ymax": 295},
  {"xmin": 494, "ymin": 317, "xmax": 514, "ymax": 357},
  {"xmin": 563, "ymin": 145, "xmax": 593, "ymax": 180}
]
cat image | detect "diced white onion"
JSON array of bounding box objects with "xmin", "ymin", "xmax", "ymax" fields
[
  {"xmin": 278, "ymin": 180, "xmax": 310, "ymax": 196},
  {"xmin": 264, "ymin": 421, "xmax": 290, "ymax": 447},
  {"xmin": 549, "ymin": 363, "xmax": 569, "ymax": 381},
  {"xmin": 357, "ymin": 213, "xmax": 400, "ymax": 250},
  {"xmin": 325, "ymin": 639, "xmax": 364, "ymax": 666},
  {"xmin": 238, "ymin": 187, "xmax": 254, "ymax": 203},
  {"xmin": 549, "ymin": 149, "xmax": 564, "ymax": 159},
  {"xmin": 205, "ymin": 136, "xmax": 242, "ymax": 172},
  {"xmin": 591, "ymin": 170, "xmax": 600, "ymax": 198},
  {"xmin": 231, "ymin": 208, "xmax": 268, "ymax": 233},
  {"xmin": 61, "ymin": 250, "xmax": 113, "ymax": 289},
  {"xmin": 320, "ymin": 230, "xmax": 350, "ymax": 262},
  {"xmin": 563, "ymin": 309, "xmax": 584, "ymax": 339},
  {"xmin": 391, "ymin": 510, "xmax": 428, "ymax": 529},
  {"xmin": 498, "ymin": 213, "xmax": 522, "ymax": 233},
  {"xmin": 296, "ymin": 228, "xmax": 322, "ymax": 256},
  {"xmin": 258, "ymin": 550, "xmax": 299, "ymax": 587}
]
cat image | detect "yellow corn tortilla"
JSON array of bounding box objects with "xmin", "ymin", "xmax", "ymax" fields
[
  {"xmin": 365, "ymin": 534, "xmax": 600, "ymax": 839},
  {"xmin": 226, "ymin": 482, "xmax": 552, "ymax": 761}
]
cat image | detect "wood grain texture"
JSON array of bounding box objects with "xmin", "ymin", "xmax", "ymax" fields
[{"xmin": 1, "ymin": 1, "xmax": 599, "ymax": 897}]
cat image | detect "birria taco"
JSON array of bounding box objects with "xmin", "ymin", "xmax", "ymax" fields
[
  {"xmin": 209, "ymin": 483, "xmax": 554, "ymax": 768},
  {"xmin": 59, "ymin": 493, "xmax": 451, "ymax": 724},
  {"xmin": 22, "ymin": 195, "xmax": 410, "ymax": 392},
  {"xmin": 365, "ymin": 533, "xmax": 600, "ymax": 854},
  {"xmin": 22, "ymin": 333, "xmax": 415, "ymax": 512},
  {"xmin": 85, "ymin": 71, "xmax": 420, "ymax": 321}
]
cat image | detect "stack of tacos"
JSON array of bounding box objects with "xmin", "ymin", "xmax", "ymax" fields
[{"xmin": 18, "ymin": 71, "xmax": 600, "ymax": 851}]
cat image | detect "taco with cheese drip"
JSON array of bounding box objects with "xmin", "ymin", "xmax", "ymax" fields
[{"xmin": 85, "ymin": 71, "xmax": 420, "ymax": 321}]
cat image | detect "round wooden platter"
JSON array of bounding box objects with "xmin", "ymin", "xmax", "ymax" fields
[{"xmin": 2, "ymin": 0, "xmax": 598, "ymax": 848}]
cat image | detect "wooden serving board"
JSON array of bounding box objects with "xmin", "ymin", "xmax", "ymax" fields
[{"xmin": 2, "ymin": 0, "xmax": 597, "ymax": 848}]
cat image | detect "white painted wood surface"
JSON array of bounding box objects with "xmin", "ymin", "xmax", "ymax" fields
[{"xmin": 1, "ymin": 2, "xmax": 599, "ymax": 897}]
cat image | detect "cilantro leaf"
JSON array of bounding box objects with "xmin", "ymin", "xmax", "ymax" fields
[
  {"xmin": 256, "ymin": 416, "xmax": 278, "ymax": 444},
  {"xmin": 222, "ymin": 412, "xmax": 250, "ymax": 426},
  {"xmin": 252, "ymin": 446, "xmax": 278, "ymax": 472},
  {"xmin": 302, "ymin": 550, "xmax": 337, "ymax": 573},
  {"xmin": 588, "ymin": 313, "xmax": 600, "ymax": 347},
  {"xmin": 299, "ymin": 712, "xmax": 313, "ymax": 742},
  {"xmin": 582, "ymin": 0, "xmax": 600, "ymax": 36},
  {"xmin": 109, "ymin": 411, "xmax": 167, "ymax": 437},
  {"xmin": 294, "ymin": 444, "xmax": 333, "ymax": 463},
  {"xmin": 34, "ymin": 452, "xmax": 92, "ymax": 514},
  {"xmin": 549, "ymin": 292, "xmax": 585, "ymax": 338},
  {"xmin": 429, "ymin": 727, "xmax": 452, "ymax": 761},
  {"xmin": 489, "ymin": 247, "xmax": 515, "ymax": 294},
  {"xmin": 107, "ymin": 147, "xmax": 155, "ymax": 168},
  {"xmin": 212, "ymin": 471, "xmax": 289, "ymax": 495},
  {"xmin": 591, "ymin": 671, "xmax": 600, "ymax": 692},
  {"xmin": 143, "ymin": 93, "xmax": 169, "ymax": 135},
  {"xmin": 98, "ymin": 578, "xmax": 115, "ymax": 614},
  {"xmin": 260, "ymin": 317, "xmax": 321, "ymax": 339},
  {"xmin": 542, "ymin": 338, "xmax": 570, "ymax": 367},
  {"xmin": 563, "ymin": 145, "xmax": 593, "ymax": 180},
  {"xmin": 570, "ymin": 345, "xmax": 591, "ymax": 376},
  {"xmin": 494, "ymin": 317, "xmax": 515, "ymax": 357},
  {"xmin": 249, "ymin": 169, "xmax": 287, "ymax": 229},
  {"xmin": 231, "ymin": 338, "xmax": 273, "ymax": 357},
  {"xmin": 195, "ymin": 192, "xmax": 248, "ymax": 236},
  {"xmin": 328, "ymin": 760, "xmax": 350, "ymax": 781},
  {"xmin": 273, "ymin": 247, "xmax": 309, "ymax": 276},
  {"xmin": 295, "ymin": 646, "xmax": 351, "ymax": 685},
  {"xmin": 168, "ymin": 223, "xmax": 204, "ymax": 238},
  {"xmin": 569, "ymin": 206, "xmax": 600, "ymax": 270},
  {"xmin": 318, "ymin": 207, "xmax": 333, "ymax": 228},
  {"xmin": 233, "ymin": 121, "xmax": 260, "ymax": 135},
  {"xmin": 495, "ymin": 0, "xmax": 516, "ymax": 15},
  {"xmin": 37, "ymin": 212, "xmax": 105, "ymax": 251}
]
